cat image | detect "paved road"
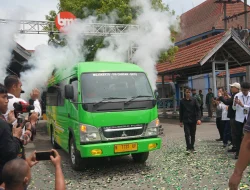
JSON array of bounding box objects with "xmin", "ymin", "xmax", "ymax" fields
[{"xmin": 25, "ymin": 119, "xmax": 250, "ymax": 190}]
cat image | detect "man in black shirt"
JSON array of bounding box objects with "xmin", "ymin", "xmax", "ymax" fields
[
  {"xmin": 180, "ymin": 87, "xmax": 201, "ymax": 153},
  {"xmin": 0, "ymin": 84, "xmax": 22, "ymax": 185}
]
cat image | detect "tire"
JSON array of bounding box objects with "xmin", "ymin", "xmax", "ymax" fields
[
  {"xmin": 69, "ymin": 138, "xmax": 87, "ymax": 171},
  {"xmin": 131, "ymin": 152, "xmax": 149, "ymax": 163},
  {"xmin": 50, "ymin": 126, "xmax": 60, "ymax": 149}
]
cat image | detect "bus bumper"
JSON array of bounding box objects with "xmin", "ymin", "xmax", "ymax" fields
[{"xmin": 79, "ymin": 138, "xmax": 162, "ymax": 158}]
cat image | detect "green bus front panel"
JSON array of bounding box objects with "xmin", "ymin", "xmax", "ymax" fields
[{"xmin": 79, "ymin": 138, "xmax": 162, "ymax": 157}]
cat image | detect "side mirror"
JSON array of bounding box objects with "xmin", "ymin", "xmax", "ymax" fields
[
  {"xmin": 154, "ymin": 90, "xmax": 159, "ymax": 100},
  {"xmin": 65, "ymin": 85, "xmax": 74, "ymax": 99}
]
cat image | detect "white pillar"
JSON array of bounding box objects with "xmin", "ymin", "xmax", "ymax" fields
[
  {"xmin": 212, "ymin": 61, "xmax": 217, "ymax": 95},
  {"xmin": 244, "ymin": 0, "xmax": 250, "ymax": 83},
  {"xmin": 172, "ymin": 76, "xmax": 177, "ymax": 114},
  {"xmin": 225, "ymin": 61, "xmax": 230, "ymax": 91},
  {"xmin": 246, "ymin": 66, "xmax": 250, "ymax": 82}
]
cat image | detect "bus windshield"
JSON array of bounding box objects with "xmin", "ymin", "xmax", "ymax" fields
[{"xmin": 81, "ymin": 72, "xmax": 153, "ymax": 103}]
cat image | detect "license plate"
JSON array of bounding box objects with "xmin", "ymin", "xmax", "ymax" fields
[{"xmin": 114, "ymin": 143, "xmax": 138, "ymax": 153}]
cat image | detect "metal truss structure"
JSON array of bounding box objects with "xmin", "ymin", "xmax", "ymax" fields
[
  {"xmin": 0, "ymin": 19, "xmax": 139, "ymax": 36},
  {"xmin": 0, "ymin": 18, "xmax": 139, "ymax": 62}
]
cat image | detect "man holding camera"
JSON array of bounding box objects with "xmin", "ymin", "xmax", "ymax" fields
[
  {"xmin": 3, "ymin": 75, "xmax": 41, "ymax": 146},
  {"xmin": 0, "ymin": 83, "xmax": 23, "ymax": 186},
  {"xmin": 4, "ymin": 75, "xmax": 41, "ymax": 118},
  {"xmin": 232, "ymin": 82, "xmax": 250, "ymax": 159},
  {"xmin": 218, "ymin": 82, "xmax": 240, "ymax": 154}
]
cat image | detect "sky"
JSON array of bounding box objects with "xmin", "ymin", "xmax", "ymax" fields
[
  {"xmin": 0, "ymin": 0, "xmax": 59, "ymax": 50},
  {"xmin": 0, "ymin": 0, "xmax": 245, "ymax": 50}
]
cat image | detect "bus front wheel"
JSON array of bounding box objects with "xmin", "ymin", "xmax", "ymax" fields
[
  {"xmin": 69, "ymin": 138, "xmax": 87, "ymax": 171},
  {"xmin": 131, "ymin": 152, "xmax": 149, "ymax": 163}
]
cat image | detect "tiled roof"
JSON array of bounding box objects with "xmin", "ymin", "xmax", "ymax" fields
[
  {"xmin": 157, "ymin": 32, "xmax": 225, "ymax": 74},
  {"xmin": 176, "ymin": 0, "xmax": 250, "ymax": 42},
  {"xmin": 217, "ymin": 66, "xmax": 246, "ymax": 77},
  {"xmin": 216, "ymin": 2, "xmax": 250, "ymax": 29}
]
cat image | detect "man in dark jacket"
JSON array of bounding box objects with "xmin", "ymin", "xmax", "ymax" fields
[
  {"xmin": 180, "ymin": 87, "xmax": 201, "ymax": 153},
  {"xmin": 192, "ymin": 89, "xmax": 201, "ymax": 106},
  {"xmin": 0, "ymin": 84, "xmax": 22, "ymax": 185},
  {"xmin": 218, "ymin": 82, "xmax": 240, "ymax": 153},
  {"xmin": 199, "ymin": 90, "xmax": 204, "ymax": 117},
  {"xmin": 206, "ymin": 88, "xmax": 214, "ymax": 117}
]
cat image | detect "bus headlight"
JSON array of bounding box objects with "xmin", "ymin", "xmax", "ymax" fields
[
  {"xmin": 145, "ymin": 119, "xmax": 160, "ymax": 137},
  {"xmin": 79, "ymin": 124, "xmax": 101, "ymax": 142}
]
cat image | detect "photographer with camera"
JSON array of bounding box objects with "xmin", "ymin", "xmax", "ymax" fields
[
  {"xmin": 3, "ymin": 75, "xmax": 41, "ymax": 146},
  {"xmin": 0, "ymin": 83, "xmax": 23, "ymax": 186}
]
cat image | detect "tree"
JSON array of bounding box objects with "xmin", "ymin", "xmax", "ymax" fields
[
  {"xmin": 44, "ymin": 10, "xmax": 65, "ymax": 47},
  {"xmin": 45, "ymin": 0, "xmax": 178, "ymax": 62}
]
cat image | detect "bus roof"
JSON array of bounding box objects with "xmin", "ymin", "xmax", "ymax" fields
[
  {"xmin": 78, "ymin": 61, "xmax": 144, "ymax": 73},
  {"xmin": 47, "ymin": 61, "xmax": 145, "ymax": 87}
]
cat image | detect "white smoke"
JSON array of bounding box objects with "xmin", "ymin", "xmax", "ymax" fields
[
  {"xmin": 20, "ymin": 0, "xmax": 178, "ymax": 97},
  {"xmin": 20, "ymin": 13, "xmax": 120, "ymax": 98},
  {"xmin": 20, "ymin": 19, "xmax": 90, "ymax": 98},
  {"xmin": 95, "ymin": 0, "xmax": 179, "ymax": 89},
  {"xmin": 0, "ymin": 23, "xmax": 16, "ymax": 82},
  {"xmin": 0, "ymin": 10, "xmax": 22, "ymax": 82}
]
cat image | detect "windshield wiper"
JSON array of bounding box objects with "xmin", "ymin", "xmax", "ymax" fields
[
  {"xmin": 124, "ymin": 95, "xmax": 153, "ymax": 105},
  {"xmin": 93, "ymin": 97, "xmax": 127, "ymax": 107}
]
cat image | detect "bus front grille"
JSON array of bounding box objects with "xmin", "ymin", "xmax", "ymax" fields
[{"xmin": 102, "ymin": 124, "xmax": 145, "ymax": 139}]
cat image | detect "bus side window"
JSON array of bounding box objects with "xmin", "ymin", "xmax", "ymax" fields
[
  {"xmin": 41, "ymin": 91, "xmax": 47, "ymax": 114},
  {"xmin": 70, "ymin": 79, "xmax": 78, "ymax": 108},
  {"xmin": 57, "ymin": 82, "xmax": 66, "ymax": 106},
  {"xmin": 46, "ymin": 87, "xmax": 58, "ymax": 106}
]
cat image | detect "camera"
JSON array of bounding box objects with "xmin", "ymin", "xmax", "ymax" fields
[
  {"xmin": 13, "ymin": 101, "xmax": 35, "ymax": 114},
  {"xmin": 35, "ymin": 151, "xmax": 55, "ymax": 161},
  {"xmin": 13, "ymin": 101, "xmax": 36, "ymax": 141}
]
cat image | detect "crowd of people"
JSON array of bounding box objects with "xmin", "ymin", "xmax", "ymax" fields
[
  {"xmin": 179, "ymin": 82, "xmax": 250, "ymax": 189},
  {"xmin": 0, "ymin": 75, "xmax": 65, "ymax": 190},
  {"xmin": 190, "ymin": 82, "xmax": 250, "ymax": 160}
]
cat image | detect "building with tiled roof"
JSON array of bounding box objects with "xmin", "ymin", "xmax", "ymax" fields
[
  {"xmin": 156, "ymin": 0, "xmax": 250, "ymax": 108},
  {"xmin": 157, "ymin": 32, "xmax": 226, "ymax": 75}
]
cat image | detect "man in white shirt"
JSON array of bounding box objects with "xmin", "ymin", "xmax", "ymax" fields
[
  {"xmin": 232, "ymin": 82, "xmax": 250, "ymax": 159},
  {"xmin": 3, "ymin": 75, "xmax": 41, "ymax": 145},
  {"xmin": 4, "ymin": 75, "xmax": 41, "ymax": 119}
]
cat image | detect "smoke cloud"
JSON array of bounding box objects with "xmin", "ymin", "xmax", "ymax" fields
[
  {"xmin": 20, "ymin": 19, "xmax": 90, "ymax": 98},
  {"xmin": 0, "ymin": 23, "xmax": 16, "ymax": 82},
  {"xmin": 16, "ymin": 0, "xmax": 178, "ymax": 98},
  {"xmin": 95, "ymin": 0, "xmax": 179, "ymax": 89},
  {"xmin": 0, "ymin": 10, "xmax": 23, "ymax": 82},
  {"xmin": 20, "ymin": 12, "xmax": 121, "ymax": 98}
]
